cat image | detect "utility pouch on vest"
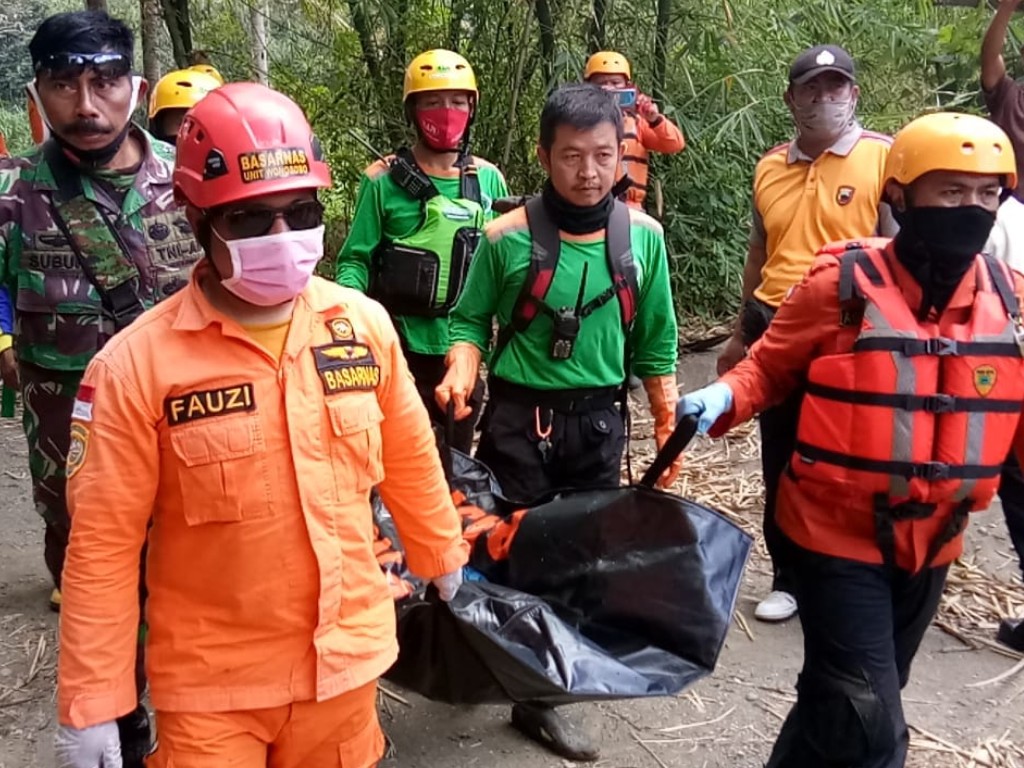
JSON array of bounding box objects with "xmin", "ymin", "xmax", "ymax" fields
[
  {"xmin": 42, "ymin": 141, "xmax": 146, "ymax": 332},
  {"xmin": 372, "ymin": 243, "xmax": 442, "ymax": 317},
  {"xmin": 450, "ymin": 225, "xmax": 481, "ymax": 301},
  {"xmin": 371, "ymin": 153, "xmax": 484, "ymax": 317}
]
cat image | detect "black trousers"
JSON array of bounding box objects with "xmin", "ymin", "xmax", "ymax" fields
[
  {"xmin": 766, "ymin": 540, "xmax": 948, "ymax": 768},
  {"xmin": 997, "ymin": 454, "xmax": 1024, "ymax": 581},
  {"xmin": 741, "ymin": 298, "xmax": 801, "ymax": 593},
  {"xmin": 403, "ymin": 350, "xmax": 484, "ymax": 455},
  {"xmin": 475, "ymin": 379, "xmax": 625, "ymax": 503}
]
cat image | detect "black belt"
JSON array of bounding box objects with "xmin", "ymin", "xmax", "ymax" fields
[{"xmin": 488, "ymin": 377, "xmax": 619, "ymax": 413}]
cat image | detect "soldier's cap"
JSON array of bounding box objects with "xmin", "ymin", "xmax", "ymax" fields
[{"xmin": 789, "ymin": 44, "xmax": 855, "ymax": 85}]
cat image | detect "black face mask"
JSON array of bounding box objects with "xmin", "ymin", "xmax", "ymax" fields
[
  {"xmin": 540, "ymin": 181, "xmax": 614, "ymax": 235},
  {"xmin": 892, "ymin": 204, "xmax": 996, "ymax": 316},
  {"xmin": 53, "ymin": 120, "xmax": 133, "ymax": 170}
]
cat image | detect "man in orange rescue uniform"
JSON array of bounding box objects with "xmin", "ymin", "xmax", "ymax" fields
[
  {"xmin": 583, "ymin": 51, "xmax": 685, "ymax": 210},
  {"xmin": 54, "ymin": 82, "xmax": 468, "ymax": 768},
  {"xmin": 680, "ymin": 113, "xmax": 1024, "ymax": 767}
]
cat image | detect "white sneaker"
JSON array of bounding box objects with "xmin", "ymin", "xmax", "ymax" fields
[{"xmin": 754, "ymin": 590, "xmax": 797, "ymax": 622}]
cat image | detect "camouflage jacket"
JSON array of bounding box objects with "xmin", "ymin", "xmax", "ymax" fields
[{"xmin": 0, "ymin": 128, "xmax": 202, "ymax": 371}]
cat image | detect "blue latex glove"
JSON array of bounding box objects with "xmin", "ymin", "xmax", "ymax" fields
[
  {"xmin": 0, "ymin": 287, "xmax": 12, "ymax": 334},
  {"xmin": 677, "ymin": 382, "xmax": 734, "ymax": 435}
]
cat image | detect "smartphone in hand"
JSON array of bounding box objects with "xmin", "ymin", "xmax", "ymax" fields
[{"xmin": 614, "ymin": 87, "xmax": 638, "ymax": 110}]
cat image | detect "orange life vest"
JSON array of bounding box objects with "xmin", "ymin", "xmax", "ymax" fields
[
  {"xmin": 617, "ymin": 114, "xmax": 651, "ymax": 209},
  {"xmin": 792, "ymin": 242, "xmax": 1024, "ymax": 525}
]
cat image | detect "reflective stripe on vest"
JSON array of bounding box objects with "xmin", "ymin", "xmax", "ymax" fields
[
  {"xmin": 618, "ymin": 115, "xmax": 650, "ymax": 205},
  {"xmin": 791, "ymin": 243, "xmax": 1024, "ymax": 509}
]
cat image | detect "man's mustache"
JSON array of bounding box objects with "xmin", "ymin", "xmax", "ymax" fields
[{"xmin": 66, "ymin": 120, "xmax": 113, "ymax": 135}]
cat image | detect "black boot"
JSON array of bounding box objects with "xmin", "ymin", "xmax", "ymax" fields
[
  {"xmin": 997, "ymin": 618, "xmax": 1024, "ymax": 653},
  {"xmin": 510, "ymin": 702, "xmax": 599, "ymax": 762},
  {"xmin": 117, "ymin": 705, "xmax": 154, "ymax": 768}
]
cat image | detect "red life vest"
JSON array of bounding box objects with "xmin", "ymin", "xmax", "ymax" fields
[{"xmin": 792, "ymin": 241, "xmax": 1024, "ymax": 518}]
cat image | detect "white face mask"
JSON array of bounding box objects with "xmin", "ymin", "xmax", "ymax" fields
[{"xmin": 216, "ymin": 225, "xmax": 325, "ymax": 307}]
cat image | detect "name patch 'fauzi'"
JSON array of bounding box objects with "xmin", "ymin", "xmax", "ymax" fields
[
  {"xmin": 313, "ymin": 343, "xmax": 380, "ymax": 394},
  {"xmin": 165, "ymin": 383, "xmax": 256, "ymax": 426}
]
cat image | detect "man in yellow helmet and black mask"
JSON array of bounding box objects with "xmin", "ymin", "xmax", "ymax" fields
[
  {"xmin": 336, "ymin": 49, "xmax": 509, "ymax": 452},
  {"xmin": 680, "ymin": 112, "xmax": 1024, "ymax": 768}
]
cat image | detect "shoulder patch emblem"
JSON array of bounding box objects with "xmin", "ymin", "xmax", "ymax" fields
[
  {"xmin": 313, "ymin": 342, "xmax": 380, "ymax": 394},
  {"xmin": 164, "ymin": 383, "xmax": 256, "ymax": 426},
  {"xmin": 974, "ymin": 365, "xmax": 996, "ymax": 397},
  {"xmin": 328, "ymin": 318, "xmax": 355, "ymax": 341},
  {"xmin": 67, "ymin": 423, "xmax": 90, "ymax": 479}
]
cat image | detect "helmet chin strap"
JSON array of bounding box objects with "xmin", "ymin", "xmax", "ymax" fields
[{"xmin": 27, "ymin": 76, "xmax": 143, "ymax": 167}]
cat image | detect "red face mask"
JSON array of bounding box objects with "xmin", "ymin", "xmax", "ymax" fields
[{"xmin": 415, "ymin": 107, "xmax": 470, "ymax": 151}]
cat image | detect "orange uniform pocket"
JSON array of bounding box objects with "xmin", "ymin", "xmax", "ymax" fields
[
  {"xmin": 325, "ymin": 394, "xmax": 385, "ymax": 497},
  {"xmin": 337, "ymin": 714, "xmax": 386, "ymax": 767},
  {"xmin": 169, "ymin": 415, "xmax": 273, "ymax": 525}
]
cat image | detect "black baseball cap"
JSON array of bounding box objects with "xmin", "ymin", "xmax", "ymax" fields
[{"xmin": 789, "ymin": 44, "xmax": 856, "ymax": 85}]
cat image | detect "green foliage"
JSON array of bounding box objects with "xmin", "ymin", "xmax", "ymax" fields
[
  {"xmin": 0, "ymin": 104, "xmax": 33, "ymax": 156},
  {"xmin": 637, "ymin": 0, "xmax": 994, "ymax": 318},
  {"xmin": 1, "ymin": 0, "xmax": 1012, "ymax": 318},
  {"xmin": 0, "ymin": 1, "xmax": 48, "ymax": 104}
]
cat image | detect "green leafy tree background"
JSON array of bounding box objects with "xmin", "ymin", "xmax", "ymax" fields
[{"xmin": 1, "ymin": 0, "xmax": 1019, "ymax": 319}]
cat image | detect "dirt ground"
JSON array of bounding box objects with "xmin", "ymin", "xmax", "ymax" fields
[{"xmin": 1, "ymin": 349, "xmax": 1022, "ymax": 767}]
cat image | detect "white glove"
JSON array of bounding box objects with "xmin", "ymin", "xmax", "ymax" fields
[
  {"xmin": 431, "ymin": 569, "xmax": 463, "ymax": 602},
  {"xmin": 55, "ymin": 721, "xmax": 122, "ymax": 768}
]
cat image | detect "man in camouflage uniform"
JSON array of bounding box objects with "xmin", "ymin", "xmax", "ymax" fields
[{"xmin": 0, "ymin": 11, "xmax": 200, "ymax": 765}]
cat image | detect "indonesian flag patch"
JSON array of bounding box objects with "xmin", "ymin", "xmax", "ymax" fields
[{"xmin": 72, "ymin": 384, "xmax": 95, "ymax": 422}]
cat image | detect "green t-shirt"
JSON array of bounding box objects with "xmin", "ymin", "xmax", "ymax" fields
[
  {"xmin": 450, "ymin": 205, "xmax": 678, "ymax": 389},
  {"xmin": 335, "ymin": 154, "xmax": 509, "ymax": 355}
]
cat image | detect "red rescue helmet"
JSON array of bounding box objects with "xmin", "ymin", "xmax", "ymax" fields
[{"xmin": 173, "ymin": 82, "xmax": 331, "ymax": 210}]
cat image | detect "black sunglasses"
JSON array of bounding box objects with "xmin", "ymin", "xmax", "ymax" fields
[
  {"xmin": 218, "ymin": 199, "xmax": 324, "ymax": 239},
  {"xmin": 35, "ymin": 52, "xmax": 132, "ymax": 81}
]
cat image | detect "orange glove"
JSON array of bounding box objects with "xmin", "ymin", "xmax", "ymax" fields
[
  {"xmin": 643, "ymin": 374, "xmax": 681, "ymax": 489},
  {"xmin": 435, "ymin": 343, "xmax": 482, "ymax": 421}
]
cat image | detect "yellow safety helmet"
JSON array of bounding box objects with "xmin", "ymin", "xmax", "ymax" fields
[
  {"xmin": 584, "ymin": 51, "xmax": 631, "ymax": 81},
  {"xmin": 188, "ymin": 64, "xmax": 225, "ymax": 85},
  {"xmin": 403, "ymin": 49, "xmax": 478, "ymax": 102},
  {"xmin": 149, "ymin": 69, "xmax": 222, "ymax": 119},
  {"xmin": 884, "ymin": 112, "xmax": 1017, "ymax": 190}
]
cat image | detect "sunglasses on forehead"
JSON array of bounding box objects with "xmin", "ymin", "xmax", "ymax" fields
[
  {"xmin": 217, "ymin": 199, "xmax": 325, "ymax": 239},
  {"xmin": 34, "ymin": 52, "xmax": 132, "ymax": 79}
]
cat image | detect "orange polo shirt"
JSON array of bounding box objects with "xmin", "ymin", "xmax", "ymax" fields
[
  {"xmin": 58, "ymin": 267, "xmax": 468, "ymax": 728},
  {"xmin": 751, "ymin": 125, "xmax": 893, "ymax": 307},
  {"xmin": 720, "ymin": 243, "xmax": 1024, "ymax": 571}
]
